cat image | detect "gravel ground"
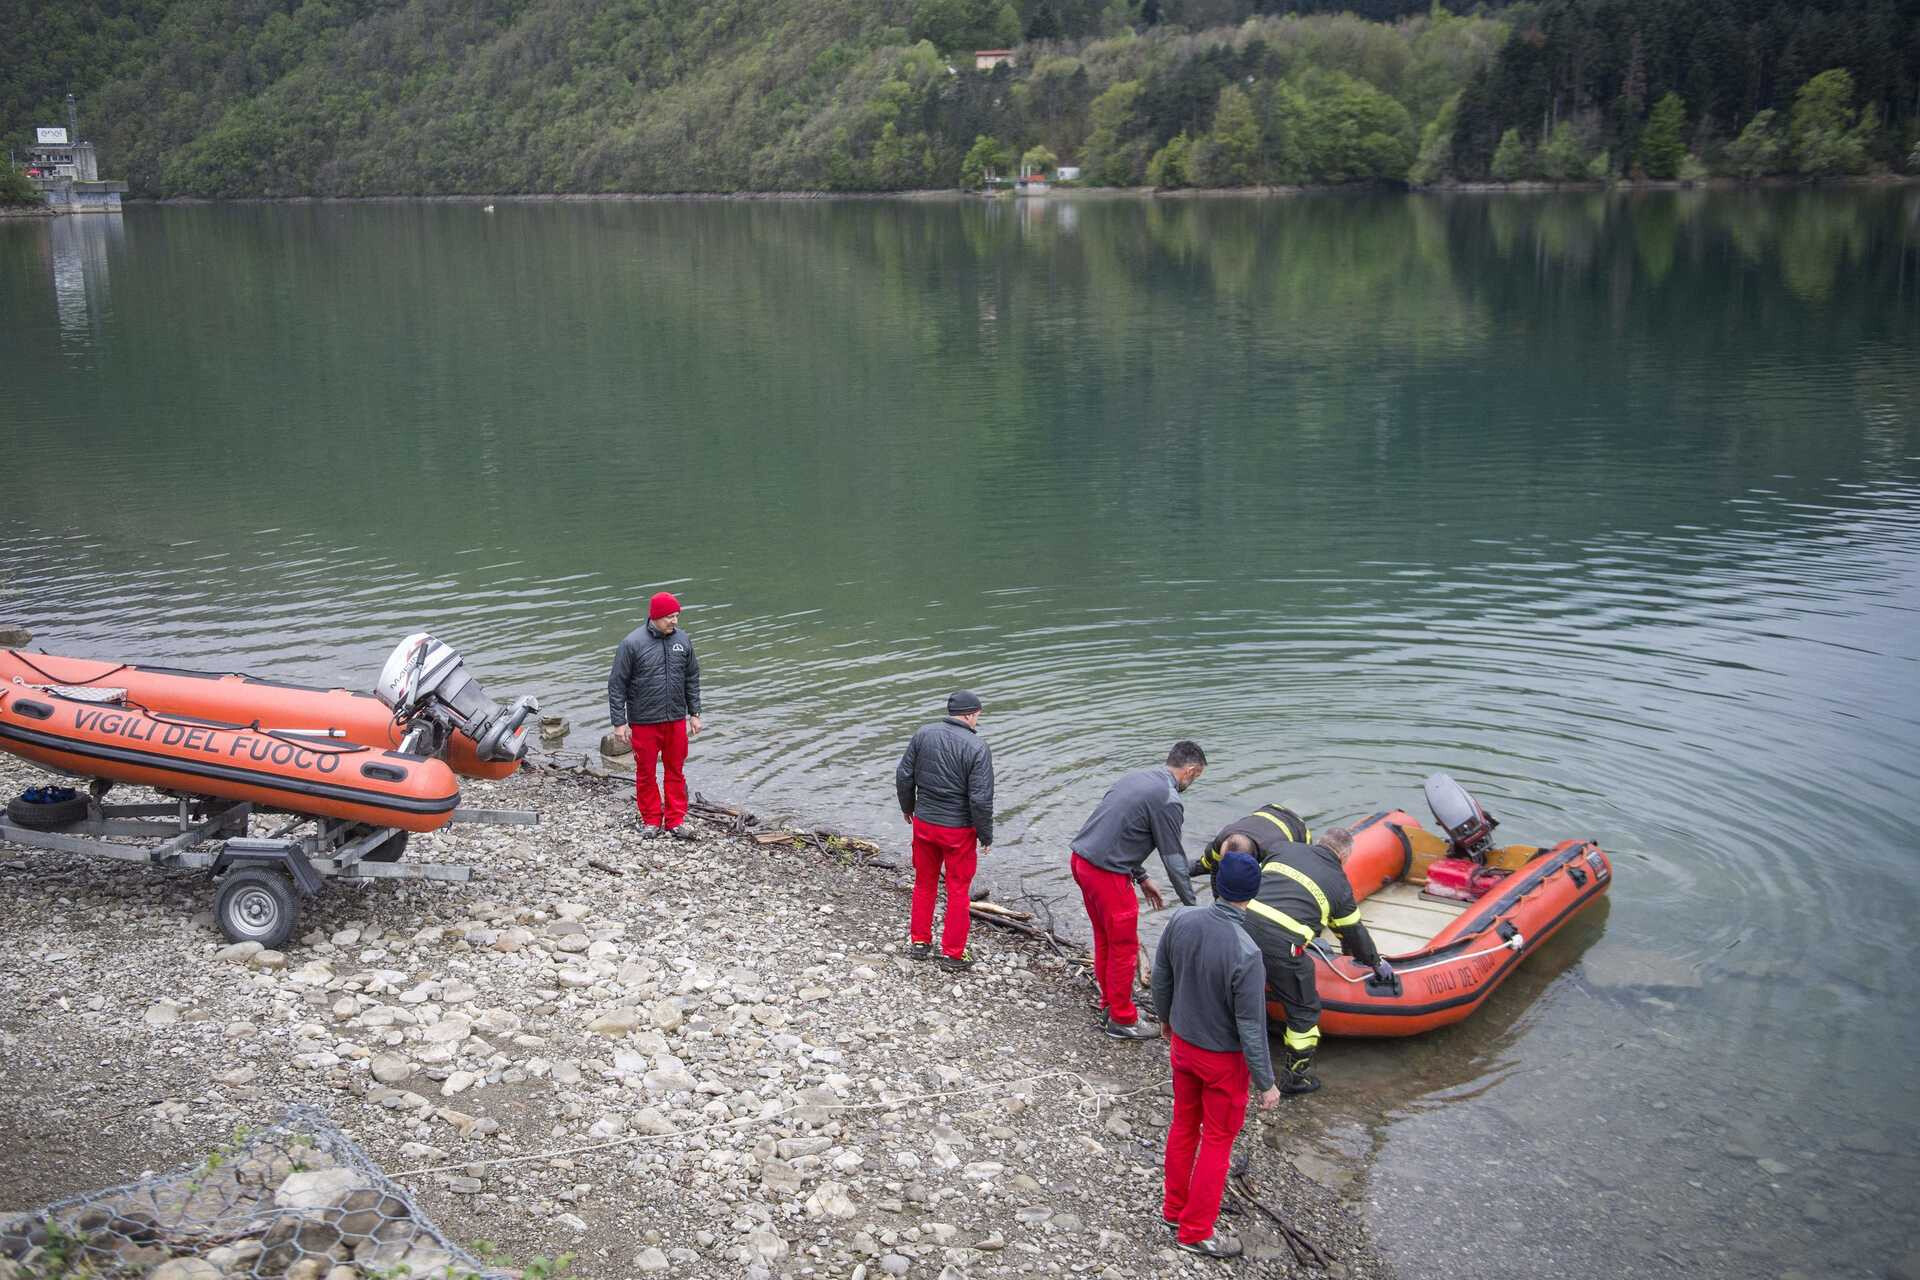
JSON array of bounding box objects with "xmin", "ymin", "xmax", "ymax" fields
[{"xmin": 0, "ymin": 752, "xmax": 1393, "ymax": 1280}]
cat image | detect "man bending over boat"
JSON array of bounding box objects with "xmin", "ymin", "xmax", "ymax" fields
[{"xmin": 1199, "ymin": 822, "xmax": 1393, "ymax": 1095}]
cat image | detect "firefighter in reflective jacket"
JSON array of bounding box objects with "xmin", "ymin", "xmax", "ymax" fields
[{"xmin": 1198, "ymin": 815, "xmax": 1392, "ymax": 1095}]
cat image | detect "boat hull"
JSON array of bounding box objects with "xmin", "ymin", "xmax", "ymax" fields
[
  {"xmin": 0, "ymin": 686, "xmax": 459, "ymax": 832},
  {"xmin": 1, "ymin": 649, "xmax": 517, "ymax": 780},
  {"xmin": 1281, "ymin": 809, "xmax": 1612, "ymax": 1037}
]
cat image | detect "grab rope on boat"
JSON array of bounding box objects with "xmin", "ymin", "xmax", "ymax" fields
[{"xmin": 1310, "ymin": 932, "xmax": 1525, "ymax": 984}]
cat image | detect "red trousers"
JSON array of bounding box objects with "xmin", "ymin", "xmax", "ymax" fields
[
  {"xmin": 1163, "ymin": 1032, "xmax": 1251, "ymax": 1245},
  {"xmin": 909, "ymin": 818, "xmax": 978, "ymax": 958},
  {"xmin": 1071, "ymin": 852, "xmax": 1141, "ymax": 1025},
  {"xmin": 630, "ymin": 719, "xmax": 689, "ymax": 828}
]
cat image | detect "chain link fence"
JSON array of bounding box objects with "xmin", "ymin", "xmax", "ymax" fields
[{"xmin": 0, "ymin": 1105, "xmax": 503, "ymax": 1279}]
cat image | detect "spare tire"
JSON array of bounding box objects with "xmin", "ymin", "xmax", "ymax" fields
[{"xmin": 7, "ymin": 786, "xmax": 89, "ymax": 830}]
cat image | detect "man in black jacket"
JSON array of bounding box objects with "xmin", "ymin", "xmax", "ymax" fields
[
  {"xmin": 607, "ymin": 591, "xmax": 704, "ymax": 840},
  {"xmin": 895, "ymin": 690, "xmax": 994, "ymax": 972},
  {"xmin": 1214, "ymin": 824, "xmax": 1393, "ymax": 1095}
]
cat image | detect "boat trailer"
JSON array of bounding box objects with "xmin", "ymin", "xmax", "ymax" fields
[{"xmin": 0, "ymin": 793, "xmax": 535, "ymax": 949}]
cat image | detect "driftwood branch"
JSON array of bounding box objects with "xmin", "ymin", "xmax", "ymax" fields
[{"xmin": 1230, "ymin": 1172, "xmax": 1337, "ymax": 1268}]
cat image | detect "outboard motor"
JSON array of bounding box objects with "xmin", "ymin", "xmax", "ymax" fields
[
  {"xmin": 376, "ymin": 634, "xmax": 539, "ymax": 764},
  {"xmin": 1423, "ymin": 772, "xmax": 1499, "ymax": 862}
]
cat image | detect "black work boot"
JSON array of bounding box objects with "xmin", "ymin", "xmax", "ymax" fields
[{"xmin": 1279, "ymin": 1047, "xmax": 1321, "ymax": 1096}]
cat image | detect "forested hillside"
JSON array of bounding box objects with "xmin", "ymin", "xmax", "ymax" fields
[{"xmin": 3, "ymin": 0, "xmax": 1917, "ymax": 196}]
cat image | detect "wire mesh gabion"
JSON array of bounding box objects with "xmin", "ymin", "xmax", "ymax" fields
[{"xmin": 0, "ymin": 1105, "xmax": 505, "ymax": 1280}]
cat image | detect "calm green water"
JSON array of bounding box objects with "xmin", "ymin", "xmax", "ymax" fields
[{"xmin": 3, "ymin": 192, "xmax": 1918, "ymax": 1277}]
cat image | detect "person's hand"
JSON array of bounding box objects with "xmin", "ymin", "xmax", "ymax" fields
[
  {"xmin": 612, "ymin": 725, "xmax": 632, "ymax": 745},
  {"xmin": 1257, "ymin": 1086, "xmax": 1281, "ymax": 1111},
  {"xmin": 903, "ymin": 810, "xmax": 914, "ymax": 824},
  {"xmin": 1373, "ymin": 960, "xmax": 1396, "ymax": 984},
  {"xmin": 1139, "ymin": 879, "xmax": 1166, "ymax": 911},
  {"xmin": 979, "ymin": 845, "xmax": 991, "ymax": 858},
  {"xmin": 687, "ymin": 715, "xmax": 703, "ymax": 736}
]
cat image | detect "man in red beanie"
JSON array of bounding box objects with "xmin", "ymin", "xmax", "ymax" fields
[{"xmin": 608, "ymin": 592, "xmax": 704, "ymax": 839}]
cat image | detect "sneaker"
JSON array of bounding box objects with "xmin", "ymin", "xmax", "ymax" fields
[
  {"xmin": 908, "ymin": 942, "xmax": 933, "ymax": 962},
  {"xmin": 937, "ymin": 949, "xmax": 975, "ymax": 972},
  {"xmin": 1176, "ymin": 1233, "xmax": 1243, "ymax": 1259},
  {"xmin": 637, "ymin": 824, "xmax": 664, "ymax": 840},
  {"xmin": 1161, "ymin": 1217, "xmax": 1180, "ymax": 1236},
  {"xmin": 664, "ymin": 824, "xmax": 697, "ymax": 841},
  {"xmin": 1102, "ymin": 1017, "xmax": 1158, "ymax": 1041}
]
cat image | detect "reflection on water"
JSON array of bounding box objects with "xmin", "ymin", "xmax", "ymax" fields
[
  {"xmin": 1, "ymin": 191, "xmax": 1918, "ymax": 1279},
  {"xmin": 46, "ymin": 215, "xmax": 123, "ymax": 341}
]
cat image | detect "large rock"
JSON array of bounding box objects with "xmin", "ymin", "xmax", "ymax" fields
[
  {"xmin": 600, "ymin": 732, "xmax": 633, "ymax": 758},
  {"xmin": 150, "ymin": 1262, "xmax": 220, "ymax": 1280},
  {"xmin": 0, "ymin": 627, "xmax": 30, "ymax": 647},
  {"xmin": 634, "ymin": 1247, "xmax": 671, "ymax": 1273},
  {"xmin": 274, "ymin": 1167, "xmax": 377, "ymax": 1212}
]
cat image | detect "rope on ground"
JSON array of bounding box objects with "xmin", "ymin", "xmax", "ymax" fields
[{"xmin": 386, "ymin": 1068, "xmax": 1172, "ymax": 1179}]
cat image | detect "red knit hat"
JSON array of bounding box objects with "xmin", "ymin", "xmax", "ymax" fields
[{"xmin": 649, "ymin": 591, "xmax": 681, "ymax": 620}]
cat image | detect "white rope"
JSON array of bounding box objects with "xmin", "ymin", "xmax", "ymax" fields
[
  {"xmin": 386, "ymin": 1068, "xmax": 1171, "ymax": 1179},
  {"xmin": 1315, "ymin": 935, "xmax": 1523, "ymax": 984}
]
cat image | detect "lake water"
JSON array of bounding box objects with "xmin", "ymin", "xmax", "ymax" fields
[{"xmin": 3, "ymin": 190, "xmax": 1917, "ymax": 1278}]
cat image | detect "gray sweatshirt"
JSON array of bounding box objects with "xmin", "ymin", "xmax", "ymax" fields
[
  {"xmin": 1069, "ymin": 765, "xmax": 1197, "ymax": 905},
  {"xmin": 1150, "ymin": 902, "xmax": 1276, "ymax": 1091}
]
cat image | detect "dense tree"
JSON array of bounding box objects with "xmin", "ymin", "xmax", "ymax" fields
[
  {"xmin": 0, "ymin": 161, "xmax": 42, "ymax": 205},
  {"xmin": 1021, "ymin": 142, "xmax": 1058, "ymax": 173},
  {"xmin": 1539, "ymin": 119, "xmax": 1584, "ymax": 180},
  {"xmin": 1490, "ymin": 126, "xmax": 1530, "ymax": 180},
  {"xmin": 1145, "ymin": 129, "xmax": 1192, "ymax": 186},
  {"xmin": 1790, "ymin": 69, "xmax": 1871, "ymax": 176},
  {"xmin": 1197, "ymin": 84, "xmax": 1261, "ymax": 185},
  {"xmin": 962, "ymin": 134, "xmax": 1012, "ymax": 185},
  {"xmin": 1637, "ymin": 92, "xmax": 1686, "ymax": 179},
  {"xmin": 1725, "ymin": 109, "xmax": 1785, "ymax": 178}
]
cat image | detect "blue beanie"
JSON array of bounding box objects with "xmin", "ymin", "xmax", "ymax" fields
[{"xmin": 1216, "ymin": 851, "xmax": 1262, "ymax": 903}]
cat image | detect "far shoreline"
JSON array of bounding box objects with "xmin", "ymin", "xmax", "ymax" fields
[{"xmin": 113, "ymin": 171, "xmax": 1920, "ymax": 208}]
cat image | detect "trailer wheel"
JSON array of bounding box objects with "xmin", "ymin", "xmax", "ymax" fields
[
  {"xmin": 7, "ymin": 788, "xmax": 89, "ymax": 830},
  {"xmin": 363, "ymin": 830, "xmax": 409, "ymax": 863},
  {"xmin": 215, "ymin": 866, "xmax": 299, "ymax": 949}
]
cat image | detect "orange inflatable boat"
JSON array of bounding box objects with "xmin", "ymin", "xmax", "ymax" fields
[
  {"xmin": 1281, "ymin": 776, "xmax": 1612, "ymax": 1038},
  {"xmin": 0, "ymin": 684, "xmax": 459, "ymax": 831},
  {"xmin": 0, "ymin": 636, "xmax": 537, "ymax": 781}
]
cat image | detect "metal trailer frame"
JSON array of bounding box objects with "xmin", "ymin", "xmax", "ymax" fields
[{"xmin": 0, "ymin": 793, "xmax": 537, "ymax": 949}]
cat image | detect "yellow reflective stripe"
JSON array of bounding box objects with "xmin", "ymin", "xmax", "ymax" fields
[
  {"xmin": 1261, "ymin": 859, "xmax": 1332, "ymax": 929},
  {"xmin": 1245, "ymin": 899, "xmax": 1315, "ymax": 943},
  {"xmin": 1251, "ymin": 809, "xmax": 1307, "ymax": 843},
  {"xmin": 1282, "ymin": 1025, "xmax": 1321, "ymax": 1051},
  {"xmin": 1329, "ymin": 909, "xmax": 1363, "ymax": 929}
]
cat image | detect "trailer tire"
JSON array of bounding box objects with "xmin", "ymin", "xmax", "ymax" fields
[
  {"xmin": 364, "ymin": 830, "xmax": 409, "ymax": 863},
  {"xmin": 7, "ymin": 790, "xmax": 88, "ymax": 830},
  {"xmin": 216, "ymin": 866, "xmax": 299, "ymax": 949}
]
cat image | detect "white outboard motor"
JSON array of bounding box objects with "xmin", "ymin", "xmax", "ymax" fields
[
  {"xmin": 1423, "ymin": 772, "xmax": 1499, "ymax": 862},
  {"xmin": 376, "ymin": 633, "xmax": 539, "ymax": 763}
]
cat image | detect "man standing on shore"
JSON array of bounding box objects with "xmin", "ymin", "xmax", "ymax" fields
[
  {"xmin": 895, "ymin": 690, "xmax": 994, "ymax": 972},
  {"xmin": 1069, "ymin": 741, "xmax": 1206, "ymax": 1040},
  {"xmin": 1151, "ymin": 851, "xmax": 1280, "ymax": 1259},
  {"xmin": 607, "ymin": 592, "xmax": 703, "ymax": 840}
]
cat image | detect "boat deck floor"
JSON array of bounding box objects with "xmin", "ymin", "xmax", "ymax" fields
[{"xmin": 1328, "ymin": 880, "xmax": 1467, "ymax": 957}]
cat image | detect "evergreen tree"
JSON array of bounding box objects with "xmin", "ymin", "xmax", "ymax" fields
[
  {"xmin": 1638, "ymin": 92, "xmax": 1686, "ymax": 178},
  {"xmin": 1201, "ymin": 84, "xmax": 1262, "ymax": 185},
  {"xmin": 1490, "ymin": 126, "xmax": 1530, "ymax": 180}
]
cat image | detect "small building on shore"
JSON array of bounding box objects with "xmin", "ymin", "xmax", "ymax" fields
[{"xmin": 18, "ymin": 96, "xmax": 126, "ymax": 213}]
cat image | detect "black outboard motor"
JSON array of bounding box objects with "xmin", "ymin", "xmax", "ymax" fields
[{"xmin": 1423, "ymin": 772, "xmax": 1499, "ymax": 862}]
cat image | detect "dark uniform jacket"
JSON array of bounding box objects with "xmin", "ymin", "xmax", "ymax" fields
[
  {"xmin": 1236, "ymin": 837, "xmax": 1382, "ymax": 969},
  {"xmin": 895, "ymin": 717, "xmax": 995, "ymax": 844},
  {"xmin": 607, "ymin": 622, "xmax": 702, "ymax": 726},
  {"xmin": 1150, "ymin": 902, "xmax": 1277, "ymax": 1090},
  {"xmin": 1195, "ymin": 803, "xmax": 1311, "ymax": 871}
]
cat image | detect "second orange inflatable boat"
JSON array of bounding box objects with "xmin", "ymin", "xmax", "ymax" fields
[{"xmin": 1276, "ymin": 785, "xmax": 1612, "ymax": 1038}]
